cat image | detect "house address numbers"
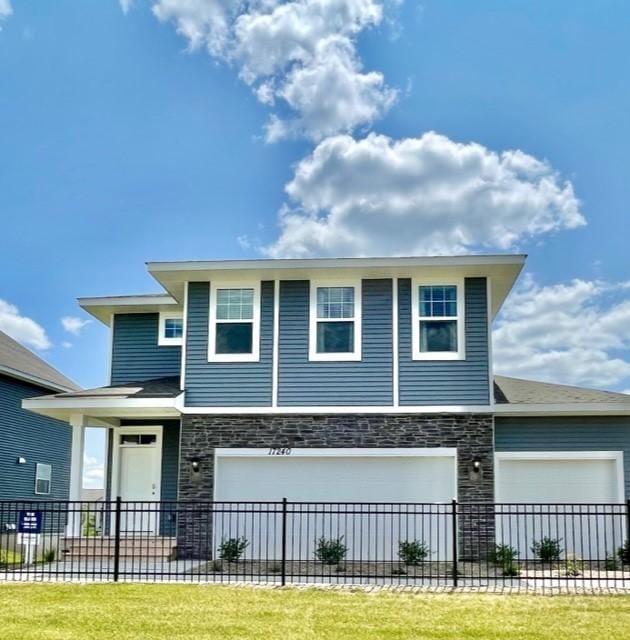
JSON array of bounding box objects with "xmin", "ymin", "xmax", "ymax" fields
[{"xmin": 268, "ymin": 447, "xmax": 292, "ymax": 456}]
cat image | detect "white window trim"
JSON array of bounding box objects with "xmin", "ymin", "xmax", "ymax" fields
[
  {"xmin": 34, "ymin": 462, "xmax": 52, "ymax": 496},
  {"xmin": 208, "ymin": 281, "xmax": 261, "ymax": 363},
  {"xmin": 158, "ymin": 311, "xmax": 184, "ymax": 346},
  {"xmin": 309, "ymin": 279, "xmax": 362, "ymax": 362},
  {"xmin": 411, "ymin": 278, "xmax": 465, "ymax": 361}
]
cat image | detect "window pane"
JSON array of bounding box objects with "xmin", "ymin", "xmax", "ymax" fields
[
  {"xmin": 317, "ymin": 321, "xmax": 354, "ymax": 353},
  {"xmin": 316, "ymin": 287, "xmax": 354, "ymax": 319},
  {"xmin": 420, "ymin": 320, "xmax": 457, "ymax": 352},
  {"xmin": 164, "ymin": 318, "xmax": 183, "ymax": 339},
  {"xmin": 419, "ymin": 286, "xmax": 457, "ymax": 317},
  {"xmin": 36, "ymin": 479, "xmax": 50, "ymax": 495},
  {"xmin": 216, "ymin": 322, "xmax": 253, "ymax": 354},
  {"xmin": 216, "ymin": 288, "xmax": 254, "ymax": 320}
]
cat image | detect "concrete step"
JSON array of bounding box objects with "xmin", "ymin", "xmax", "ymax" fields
[{"xmin": 61, "ymin": 537, "xmax": 176, "ymax": 559}]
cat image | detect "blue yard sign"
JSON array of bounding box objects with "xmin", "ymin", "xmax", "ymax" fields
[{"xmin": 18, "ymin": 510, "xmax": 43, "ymax": 534}]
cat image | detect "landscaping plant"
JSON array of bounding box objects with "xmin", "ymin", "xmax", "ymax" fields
[
  {"xmin": 218, "ymin": 537, "xmax": 249, "ymax": 563},
  {"xmin": 564, "ymin": 555, "xmax": 583, "ymax": 577},
  {"xmin": 398, "ymin": 540, "xmax": 430, "ymax": 566},
  {"xmin": 489, "ymin": 544, "xmax": 520, "ymax": 577},
  {"xmin": 617, "ymin": 539, "xmax": 630, "ymax": 565},
  {"xmin": 531, "ymin": 537, "xmax": 563, "ymax": 562},
  {"xmin": 314, "ymin": 536, "xmax": 347, "ymax": 565}
]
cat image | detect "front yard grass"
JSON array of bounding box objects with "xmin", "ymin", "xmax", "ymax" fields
[{"xmin": 1, "ymin": 583, "xmax": 629, "ymax": 639}]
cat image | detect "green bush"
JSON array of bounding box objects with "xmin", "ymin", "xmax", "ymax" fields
[
  {"xmin": 0, "ymin": 549, "xmax": 23, "ymax": 567},
  {"xmin": 605, "ymin": 554, "xmax": 619, "ymax": 571},
  {"xmin": 564, "ymin": 555, "xmax": 583, "ymax": 577},
  {"xmin": 314, "ymin": 536, "xmax": 347, "ymax": 565},
  {"xmin": 218, "ymin": 537, "xmax": 249, "ymax": 563},
  {"xmin": 531, "ymin": 537, "xmax": 563, "ymax": 562},
  {"xmin": 82, "ymin": 513, "xmax": 99, "ymax": 537},
  {"xmin": 37, "ymin": 549, "xmax": 56, "ymax": 564},
  {"xmin": 489, "ymin": 544, "xmax": 520, "ymax": 577},
  {"xmin": 617, "ymin": 540, "xmax": 630, "ymax": 565},
  {"xmin": 398, "ymin": 540, "xmax": 430, "ymax": 566}
]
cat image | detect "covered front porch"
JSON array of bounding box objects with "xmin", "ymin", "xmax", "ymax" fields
[{"xmin": 22, "ymin": 377, "xmax": 183, "ymax": 544}]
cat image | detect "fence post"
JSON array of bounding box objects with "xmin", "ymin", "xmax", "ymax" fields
[
  {"xmin": 113, "ymin": 496, "xmax": 121, "ymax": 583},
  {"xmin": 281, "ymin": 498, "xmax": 288, "ymax": 586},
  {"xmin": 451, "ymin": 499, "xmax": 458, "ymax": 587}
]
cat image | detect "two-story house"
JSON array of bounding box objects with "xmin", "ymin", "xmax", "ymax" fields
[
  {"xmin": 0, "ymin": 330, "xmax": 79, "ymax": 504},
  {"xmin": 23, "ymin": 255, "xmax": 630, "ymax": 548}
]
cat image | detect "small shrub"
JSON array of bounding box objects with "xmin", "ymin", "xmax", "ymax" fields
[
  {"xmin": 489, "ymin": 544, "xmax": 518, "ymax": 566},
  {"xmin": 218, "ymin": 537, "xmax": 249, "ymax": 563},
  {"xmin": 314, "ymin": 536, "xmax": 347, "ymax": 565},
  {"xmin": 605, "ymin": 554, "xmax": 619, "ymax": 571},
  {"xmin": 502, "ymin": 562, "xmax": 521, "ymax": 577},
  {"xmin": 210, "ymin": 559, "xmax": 223, "ymax": 572},
  {"xmin": 82, "ymin": 513, "xmax": 99, "ymax": 537},
  {"xmin": 531, "ymin": 537, "xmax": 563, "ymax": 562},
  {"xmin": 41, "ymin": 549, "xmax": 56, "ymax": 563},
  {"xmin": 564, "ymin": 555, "xmax": 583, "ymax": 577},
  {"xmin": 398, "ymin": 540, "xmax": 430, "ymax": 566},
  {"xmin": 617, "ymin": 540, "xmax": 630, "ymax": 565}
]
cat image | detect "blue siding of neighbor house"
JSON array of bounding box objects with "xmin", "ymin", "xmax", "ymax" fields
[
  {"xmin": 495, "ymin": 417, "xmax": 630, "ymax": 498},
  {"xmin": 278, "ymin": 279, "xmax": 393, "ymax": 406},
  {"xmin": 185, "ymin": 281, "xmax": 274, "ymax": 406},
  {"xmin": 118, "ymin": 419, "xmax": 180, "ymax": 536},
  {"xmin": 110, "ymin": 313, "xmax": 181, "ymax": 385},
  {"xmin": 0, "ymin": 374, "xmax": 71, "ymax": 501},
  {"xmin": 398, "ymin": 277, "xmax": 490, "ymax": 406}
]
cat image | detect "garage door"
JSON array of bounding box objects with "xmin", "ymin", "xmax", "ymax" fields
[
  {"xmin": 495, "ymin": 452, "xmax": 624, "ymax": 558},
  {"xmin": 214, "ymin": 448, "xmax": 457, "ymax": 561}
]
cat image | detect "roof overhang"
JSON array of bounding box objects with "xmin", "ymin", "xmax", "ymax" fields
[
  {"xmin": 0, "ymin": 364, "xmax": 77, "ymax": 393},
  {"xmin": 78, "ymin": 295, "xmax": 181, "ymax": 326},
  {"xmin": 22, "ymin": 394, "xmax": 183, "ymax": 422},
  {"xmin": 147, "ymin": 254, "xmax": 526, "ymax": 320},
  {"xmin": 494, "ymin": 403, "xmax": 630, "ymax": 417}
]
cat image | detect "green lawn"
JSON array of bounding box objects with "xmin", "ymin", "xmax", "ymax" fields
[{"xmin": 1, "ymin": 584, "xmax": 629, "ymax": 639}]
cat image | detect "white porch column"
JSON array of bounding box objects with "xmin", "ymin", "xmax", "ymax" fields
[{"xmin": 66, "ymin": 413, "xmax": 87, "ymax": 537}]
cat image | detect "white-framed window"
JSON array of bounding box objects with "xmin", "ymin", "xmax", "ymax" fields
[
  {"xmin": 208, "ymin": 282, "xmax": 261, "ymax": 362},
  {"xmin": 309, "ymin": 280, "xmax": 362, "ymax": 361},
  {"xmin": 158, "ymin": 311, "xmax": 184, "ymax": 346},
  {"xmin": 34, "ymin": 463, "xmax": 52, "ymax": 495},
  {"xmin": 411, "ymin": 279, "xmax": 465, "ymax": 360}
]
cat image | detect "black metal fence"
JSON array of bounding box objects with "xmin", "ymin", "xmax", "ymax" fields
[{"xmin": 1, "ymin": 499, "xmax": 629, "ymax": 589}]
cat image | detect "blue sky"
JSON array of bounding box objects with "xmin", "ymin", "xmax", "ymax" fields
[{"xmin": 1, "ymin": 1, "xmax": 630, "ymax": 484}]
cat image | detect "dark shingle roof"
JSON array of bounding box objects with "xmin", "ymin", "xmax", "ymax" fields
[
  {"xmin": 494, "ymin": 375, "xmax": 630, "ymax": 405},
  {"xmin": 47, "ymin": 376, "xmax": 181, "ymax": 399},
  {"xmin": 0, "ymin": 330, "xmax": 79, "ymax": 392}
]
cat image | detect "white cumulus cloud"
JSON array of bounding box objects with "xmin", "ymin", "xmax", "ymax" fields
[
  {"xmin": 0, "ymin": 0, "xmax": 12, "ymax": 29},
  {"xmin": 0, "ymin": 299, "xmax": 51, "ymax": 350},
  {"xmin": 493, "ymin": 276, "xmax": 630, "ymax": 389},
  {"xmin": 150, "ymin": 0, "xmax": 396, "ymax": 140},
  {"xmin": 264, "ymin": 131, "xmax": 585, "ymax": 257},
  {"xmin": 61, "ymin": 315, "xmax": 92, "ymax": 336},
  {"xmin": 83, "ymin": 454, "xmax": 104, "ymax": 490}
]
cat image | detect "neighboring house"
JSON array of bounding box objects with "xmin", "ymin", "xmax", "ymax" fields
[
  {"xmin": 0, "ymin": 330, "xmax": 79, "ymax": 503},
  {"xmin": 22, "ymin": 255, "xmax": 630, "ymax": 542}
]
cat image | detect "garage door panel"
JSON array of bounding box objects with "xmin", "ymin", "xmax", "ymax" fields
[
  {"xmin": 496, "ymin": 454, "xmax": 624, "ymax": 559},
  {"xmin": 214, "ymin": 450, "xmax": 456, "ymax": 562}
]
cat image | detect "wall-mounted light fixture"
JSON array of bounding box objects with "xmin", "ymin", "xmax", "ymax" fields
[
  {"xmin": 471, "ymin": 459, "xmax": 482, "ymax": 473},
  {"xmin": 190, "ymin": 457, "xmax": 201, "ymax": 474},
  {"xmin": 16, "ymin": 457, "xmax": 26, "ymax": 465}
]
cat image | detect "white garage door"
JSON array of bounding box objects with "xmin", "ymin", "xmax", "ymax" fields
[
  {"xmin": 495, "ymin": 452, "xmax": 625, "ymax": 558},
  {"xmin": 214, "ymin": 448, "xmax": 457, "ymax": 561}
]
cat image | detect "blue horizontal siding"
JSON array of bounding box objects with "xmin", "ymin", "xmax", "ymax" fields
[
  {"xmin": 278, "ymin": 279, "xmax": 393, "ymax": 406},
  {"xmin": 111, "ymin": 313, "xmax": 181, "ymax": 385},
  {"xmin": 0, "ymin": 374, "xmax": 71, "ymax": 501},
  {"xmin": 185, "ymin": 281, "xmax": 273, "ymax": 406},
  {"xmin": 398, "ymin": 277, "xmax": 490, "ymax": 405},
  {"xmin": 495, "ymin": 416, "xmax": 630, "ymax": 499}
]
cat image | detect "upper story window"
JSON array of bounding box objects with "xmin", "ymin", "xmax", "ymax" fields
[
  {"xmin": 309, "ymin": 281, "xmax": 362, "ymax": 361},
  {"xmin": 34, "ymin": 463, "xmax": 52, "ymax": 495},
  {"xmin": 411, "ymin": 280, "xmax": 465, "ymax": 361},
  {"xmin": 208, "ymin": 283, "xmax": 260, "ymax": 362},
  {"xmin": 158, "ymin": 311, "xmax": 183, "ymax": 346}
]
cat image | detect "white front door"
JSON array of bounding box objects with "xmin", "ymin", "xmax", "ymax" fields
[{"xmin": 116, "ymin": 428, "xmax": 162, "ymax": 534}]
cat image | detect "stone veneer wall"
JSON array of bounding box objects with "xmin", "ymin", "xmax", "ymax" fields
[{"xmin": 177, "ymin": 414, "xmax": 494, "ymax": 559}]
